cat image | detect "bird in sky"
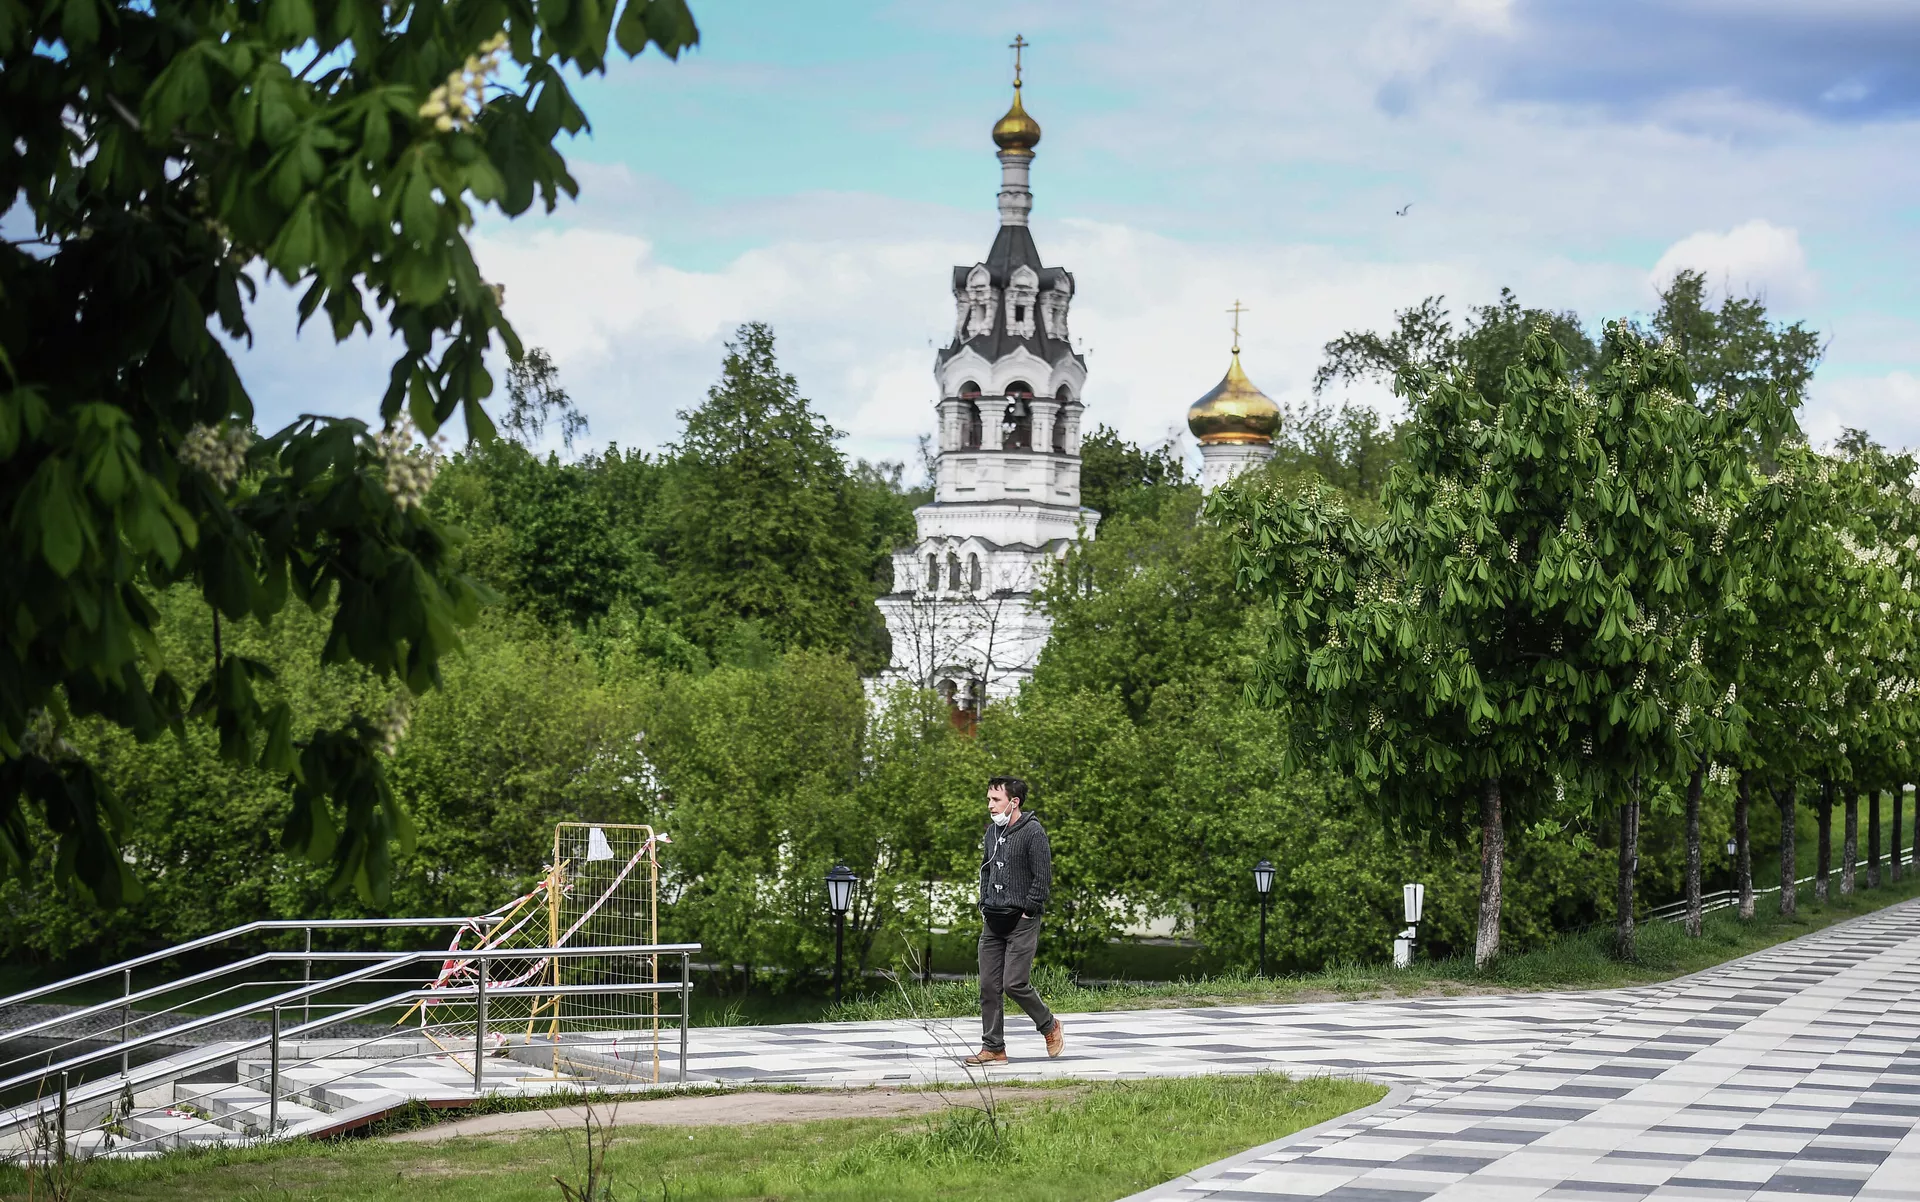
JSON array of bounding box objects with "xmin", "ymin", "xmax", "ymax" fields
[{"xmin": 1395, "ymin": 203, "xmax": 1413, "ymax": 217}]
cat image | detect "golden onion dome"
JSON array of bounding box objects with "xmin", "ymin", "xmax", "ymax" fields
[
  {"xmin": 992, "ymin": 86, "xmax": 1041, "ymax": 155},
  {"xmin": 1188, "ymin": 352, "xmax": 1280, "ymax": 444}
]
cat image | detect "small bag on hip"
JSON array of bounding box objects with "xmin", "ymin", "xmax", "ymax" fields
[{"xmin": 981, "ymin": 905, "xmax": 1023, "ymax": 936}]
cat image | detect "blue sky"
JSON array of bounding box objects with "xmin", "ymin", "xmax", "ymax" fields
[{"xmin": 239, "ymin": 0, "xmax": 1920, "ymax": 468}]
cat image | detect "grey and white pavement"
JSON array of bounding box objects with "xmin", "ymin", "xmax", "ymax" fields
[
  {"xmin": 664, "ymin": 991, "xmax": 1633, "ymax": 1090},
  {"xmin": 1127, "ymin": 900, "xmax": 1920, "ymax": 1201},
  {"xmin": 640, "ymin": 900, "xmax": 1920, "ymax": 1201}
]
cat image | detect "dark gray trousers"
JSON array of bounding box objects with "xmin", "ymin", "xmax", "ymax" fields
[{"xmin": 978, "ymin": 915, "xmax": 1055, "ymax": 1051}]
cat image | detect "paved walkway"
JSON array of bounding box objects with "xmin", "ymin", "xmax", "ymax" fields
[
  {"xmin": 652, "ymin": 900, "xmax": 1920, "ymax": 1201},
  {"xmin": 671, "ymin": 992, "xmax": 1632, "ymax": 1089},
  {"xmin": 1135, "ymin": 901, "xmax": 1920, "ymax": 1202}
]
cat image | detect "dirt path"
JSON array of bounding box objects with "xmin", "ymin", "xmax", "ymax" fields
[{"xmin": 385, "ymin": 1087, "xmax": 1075, "ymax": 1143}]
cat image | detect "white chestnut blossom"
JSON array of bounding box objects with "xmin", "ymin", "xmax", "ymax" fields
[
  {"xmin": 374, "ymin": 418, "xmax": 444, "ymax": 511},
  {"xmin": 418, "ymin": 32, "xmax": 511, "ymax": 133},
  {"xmin": 177, "ymin": 423, "xmax": 253, "ymax": 490}
]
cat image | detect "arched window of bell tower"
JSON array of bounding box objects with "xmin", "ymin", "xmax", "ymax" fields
[
  {"xmin": 926, "ymin": 553, "xmax": 938, "ymax": 592},
  {"xmin": 962, "ymin": 400, "xmax": 983, "ymax": 450},
  {"xmin": 1002, "ymin": 381, "xmax": 1034, "ymax": 451},
  {"xmin": 1052, "ymin": 386, "xmax": 1071, "ymax": 453},
  {"xmin": 967, "ymin": 553, "xmax": 981, "ymax": 592},
  {"xmin": 947, "ymin": 551, "xmax": 962, "ymax": 592}
]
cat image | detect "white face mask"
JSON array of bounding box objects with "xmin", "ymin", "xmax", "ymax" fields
[{"xmin": 991, "ymin": 810, "xmax": 1012, "ymax": 827}]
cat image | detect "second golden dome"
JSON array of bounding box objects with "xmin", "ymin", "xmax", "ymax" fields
[{"xmin": 1188, "ymin": 353, "xmax": 1280, "ymax": 444}]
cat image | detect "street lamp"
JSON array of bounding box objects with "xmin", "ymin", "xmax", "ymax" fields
[
  {"xmin": 923, "ymin": 874, "xmax": 937, "ymax": 986},
  {"xmin": 1252, "ymin": 860, "xmax": 1275, "ymax": 977},
  {"xmin": 1395, "ymin": 883, "xmax": 1426, "ymax": 969},
  {"xmin": 826, "ymin": 863, "xmax": 856, "ymax": 1003}
]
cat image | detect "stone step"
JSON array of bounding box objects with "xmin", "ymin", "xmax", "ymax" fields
[
  {"xmin": 121, "ymin": 1108, "xmax": 235, "ymax": 1152},
  {"xmin": 202, "ymin": 1085, "xmax": 327, "ymax": 1134}
]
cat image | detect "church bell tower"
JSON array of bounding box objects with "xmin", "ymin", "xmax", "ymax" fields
[{"xmin": 875, "ymin": 38, "xmax": 1099, "ymax": 708}]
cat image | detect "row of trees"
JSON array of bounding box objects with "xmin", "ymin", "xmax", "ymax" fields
[
  {"xmin": 8, "ymin": 297, "xmax": 1846, "ymax": 978},
  {"xmin": 1213, "ymin": 273, "xmax": 1917, "ymax": 966},
  {"xmin": 1, "ymin": 503, "xmax": 1706, "ymax": 979}
]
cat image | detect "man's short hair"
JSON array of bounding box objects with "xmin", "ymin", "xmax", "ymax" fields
[{"xmin": 988, "ymin": 776, "xmax": 1029, "ymax": 805}]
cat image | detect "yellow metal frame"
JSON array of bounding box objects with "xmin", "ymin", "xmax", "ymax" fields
[{"xmin": 544, "ymin": 822, "xmax": 662, "ymax": 1080}]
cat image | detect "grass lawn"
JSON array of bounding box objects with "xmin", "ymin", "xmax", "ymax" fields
[
  {"xmin": 0, "ymin": 1074, "xmax": 1385, "ymax": 1202},
  {"xmin": 826, "ymin": 871, "xmax": 1920, "ymax": 1021}
]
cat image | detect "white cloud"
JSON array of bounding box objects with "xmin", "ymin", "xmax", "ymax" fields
[
  {"xmin": 1806, "ymin": 370, "xmax": 1920, "ymax": 453},
  {"xmin": 1649, "ymin": 220, "xmax": 1818, "ymax": 307},
  {"xmin": 222, "ymin": 1, "xmax": 1920, "ymax": 466},
  {"xmin": 452, "ymin": 205, "xmax": 1631, "ymax": 470}
]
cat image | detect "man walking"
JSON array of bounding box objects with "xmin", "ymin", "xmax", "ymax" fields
[{"xmin": 965, "ymin": 776, "xmax": 1064, "ymax": 1065}]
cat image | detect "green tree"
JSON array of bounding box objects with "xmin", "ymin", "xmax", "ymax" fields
[
  {"xmin": 1036, "ymin": 482, "xmax": 1242, "ymax": 720},
  {"xmin": 635, "ymin": 650, "xmax": 877, "ymax": 982},
  {"xmin": 661, "ymin": 323, "xmax": 887, "ymax": 665},
  {"xmin": 1215, "ymin": 321, "xmax": 1768, "ymax": 965},
  {"xmin": 1269, "ymin": 402, "xmax": 1403, "ymax": 507},
  {"xmin": 0, "ymin": 0, "xmax": 700, "ymax": 903},
  {"xmin": 501, "ymin": 347, "xmax": 589, "ymax": 451},
  {"xmin": 430, "ymin": 441, "xmax": 666, "ymax": 627},
  {"xmin": 1078, "ymin": 425, "xmax": 1188, "ymax": 522},
  {"xmin": 1314, "ymin": 289, "xmax": 1601, "ymax": 404},
  {"xmin": 1648, "ymin": 270, "xmax": 1823, "ymax": 416}
]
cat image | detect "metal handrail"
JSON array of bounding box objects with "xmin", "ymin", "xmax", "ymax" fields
[
  {"xmin": 1647, "ymin": 850, "xmax": 1898, "ymax": 922},
  {"xmin": 0, "ymin": 949, "xmax": 412, "ymax": 1047},
  {"xmin": 0, "ymin": 942, "xmax": 700, "ymax": 1148},
  {"xmin": 0, "ymin": 942, "xmax": 698, "ymax": 1100},
  {"xmin": 1, "ymin": 941, "xmax": 604, "ymax": 1051},
  {"xmin": 0, "ymin": 916, "xmax": 498, "ymax": 1014}
]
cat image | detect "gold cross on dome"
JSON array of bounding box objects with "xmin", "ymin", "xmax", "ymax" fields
[
  {"xmin": 1227, "ymin": 299, "xmax": 1248, "ymax": 353},
  {"xmin": 1010, "ymin": 34, "xmax": 1028, "ymax": 86}
]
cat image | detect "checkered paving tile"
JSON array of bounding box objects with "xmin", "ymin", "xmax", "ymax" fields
[
  {"xmin": 1128, "ymin": 899, "xmax": 1920, "ymax": 1201},
  {"xmin": 638, "ymin": 991, "xmax": 1633, "ymax": 1090}
]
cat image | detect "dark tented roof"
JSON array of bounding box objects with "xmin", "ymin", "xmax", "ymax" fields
[{"xmin": 937, "ymin": 225, "xmax": 1083, "ymax": 375}]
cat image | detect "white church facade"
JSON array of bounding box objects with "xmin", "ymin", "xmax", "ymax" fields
[{"xmin": 876, "ymin": 49, "xmax": 1282, "ymax": 712}]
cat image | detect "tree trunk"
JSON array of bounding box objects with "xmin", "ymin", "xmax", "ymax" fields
[
  {"xmin": 1735, "ymin": 772, "xmax": 1754, "ymax": 919},
  {"xmin": 1474, "ymin": 776, "xmax": 1504, "ymax": 970},
  {"xmin": 1775, "ymin": 782, "xmax": 1797, "ymax": 917},
  {"xmin": 1614, "ymin": 783, "xmax": 1641, "ymax": 961},
  {"xmin": 1684, "ymin": 765, "xmax": 1705, "ymax": 937},
  {"xmin": 1816, "ymin": 779, "xmax": 1832, "ymax": 904},
  {"xmin": 1895, "ymin": 783, "xmax": 1907, "ymax": 885},
  {"xmin": 1842, "ymin": 791, "xmax": 1858, "ymax": 898},
  {"xmin": 1868, "ymin": 790, "xmax": 1882, "ymax": 889}
]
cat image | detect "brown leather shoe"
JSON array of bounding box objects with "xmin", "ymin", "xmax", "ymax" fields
[
  {"xmin": 963, "ymin": 1048, "xmax": 1008, "ymax": 1066},
  {"xmin": 1045, "ymin": 1019, "xmax": 1065, "ymax": 1058}
]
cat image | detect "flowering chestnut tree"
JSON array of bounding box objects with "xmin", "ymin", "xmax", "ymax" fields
[
  {"xmin": 0, "ymin": 0, "xmax": 699, "ymax": 903},
  {"xmin": 1213, "ymin": 322, "xmax": 1771, "ymax": 966},
  {"xmin": 1716, "ymin": 443, "xmax": 1920, "ymax": 914}
]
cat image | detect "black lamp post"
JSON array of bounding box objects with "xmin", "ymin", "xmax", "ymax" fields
[
  {"xmin": 826, "ymin": 863, "xmax": 856, "ymax": 1003},
  {"xmin": 1252, "ymin": 859, "xmax": 1275, "ymax": 976},
  {"xmin": 923, "ymin": 874, "xmax": 937, "ymax": 986}
]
